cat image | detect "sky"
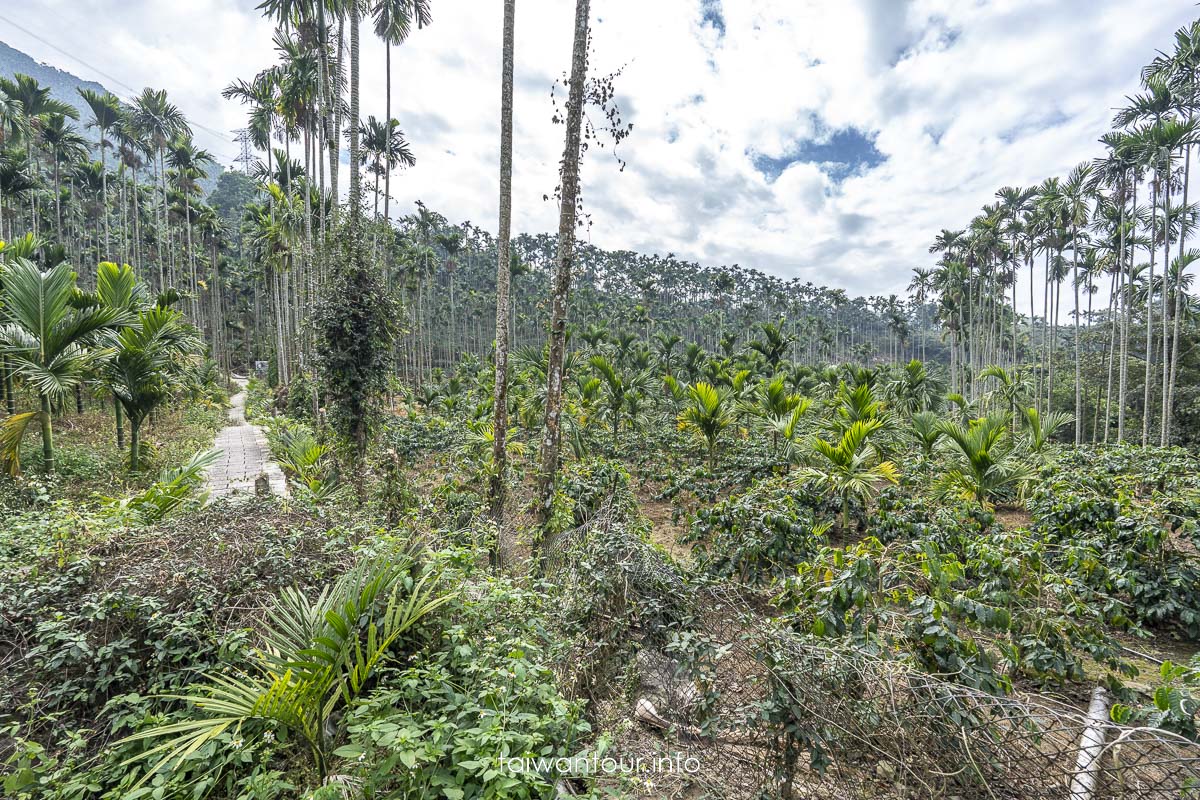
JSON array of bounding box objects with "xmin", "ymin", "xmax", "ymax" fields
[{"xmin": 1, "ymin": 0, "xmax": 1198, "ymax": 301}]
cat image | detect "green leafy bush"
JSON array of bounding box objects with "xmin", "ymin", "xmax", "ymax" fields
[
  {"xmin": 341, "ymin": 580, "xmax": 589, "ymax": 799},
  {"xmin": 687, "ymin": 477, "xmax": 831, "ymax": 584}
]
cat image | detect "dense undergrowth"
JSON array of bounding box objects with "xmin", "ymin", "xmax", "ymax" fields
[{"xmin": 3, "ymin": 355, "xmax": 1200, "ymax": 798}]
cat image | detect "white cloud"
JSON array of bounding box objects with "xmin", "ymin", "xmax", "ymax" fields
[{"xmin": 2, "ymin": 0, "xmax": 1196, "ymax": 300}]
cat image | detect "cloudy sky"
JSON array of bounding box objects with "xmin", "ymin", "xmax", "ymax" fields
[{"xmin": 2, "ymin": 0, "xmax": 1198, "ymax": 299}]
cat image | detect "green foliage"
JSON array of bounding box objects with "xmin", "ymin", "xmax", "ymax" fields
[
  {"xmin": 119, "ymin": 555, "xmax": 455, "ymax": 788},
  {"xmin": 0, "ymin": 497, "xmax": 357, "ymax": 798},
  {"xmin": 910, "ymin": 410, "xmax": 944, "ymax": 460},
  {"xmin": 678, "ymin": 380, "xmax": 734, "ymax": 466},
  {"xmin": 554, "ymin": 510, "xmax": 695, "ymax": 701},
  {"xmin": 803, "ymin": 418, "xmax": 899, "ymax": 531},
  {"xmin": 283, "ymin": 371, "xmax": 316, "ymax": 421},
  {"xmin": 588, "ymin": 353, "xmax": 649, "ymax": 442},
  {"xmin": 102, "ymin": 305, "xmax": 203, "ymax": 470},
  {"xmin": 1021, "ymin": 406, "xmax": 1074, "ymax": 452},
  {"xmin": 268, "ymin": 419, "xmax": 343, "ymax": 504},
  {"xmin": 316, "ymin": 208, "xmax": 399, "ymax": 471},
  {"xmin": 887, "ymin": 359, "xmax": 943, "ymax": 415},
  {"xmin": 244, "ymin": 377, "xmax": 274, "ymax": 421},
  {"xmin": 102, "ymin": 448, "xmax": 219, "ymax": 524},
  {"xmin": 0, "ymin": 256, "xmax": 127, "ymax": 472},
  {"xmin": 780, "ymin": 522, "xmax": 1126, "ymax": 691},
  {"xmin": 341, "ymin": 580, "xmax": 589, "ymax": 798},
  {"xmin": 1029, "ymin": 455, "xmax": 1200, "ymax": 639},
  {"xmin": 688, "ymin": 477, "xmax": 832, "ymax": 583},
  {"xmin": 936, "ymin": 415, "xmax": 1034, "ymax": 507},
  {"xmin": 1111, "ymin": 658, "xmax": 1200, "ymax": 740}
]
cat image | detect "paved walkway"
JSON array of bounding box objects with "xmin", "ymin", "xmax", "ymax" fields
[{"xmin": 205, "ymin": 378, "xmax": 288, "ymax": 497}]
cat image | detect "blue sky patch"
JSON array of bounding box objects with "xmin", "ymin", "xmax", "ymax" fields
[
  {"xmin": 750, "ymin": 127, "xmax": 886, "ymax": 182},
  {"xmin": 700, "ymin": 0, "xmax": 725, "ymax": 37}
]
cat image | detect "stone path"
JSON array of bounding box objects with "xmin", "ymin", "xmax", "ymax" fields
[{"xmin": 205, "ymin": 378, "xmax": 288, "ymax": 497}]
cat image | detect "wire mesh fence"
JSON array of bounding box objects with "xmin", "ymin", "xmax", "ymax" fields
[{"xmin": 543, "ymin": 498, "xmax": 1200, "ymax": 800}]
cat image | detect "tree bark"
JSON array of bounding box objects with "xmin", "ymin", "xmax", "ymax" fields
[
  {"xmin": 348, "ymin": 2, "xmax": 361, "ymax": 216},
  {"xmin": 1160, "ymin": 153, "xmax": 1173, "ymax": 446},
  {"xmin": 1072, "ymin": 224, "xmax": 1082, "ymax": 444},
  {"xmin": 1166, "ymin": 141, "xmax": 1191, "ymax": 444},
  {"xmin": 535, "ymin": 0, "xmax": 592, "ymax": 545},
  {"xmin": 39, "ymin": 394, "xmax": 54, "ymax": 474},
  {"xmin": 384, "ymin": 42, "xmax": 393, "ymax": 227},
  {"xmin": 489, "ymin": 0, "xmax": 516, "ymax": 563},
  {"xmin": 114, "ymin": 394, "xmax": 125, "ymax": 449},
  {"xmin": 1143, "ymin": 174, "xmax": 1158, "ymax": 446}
]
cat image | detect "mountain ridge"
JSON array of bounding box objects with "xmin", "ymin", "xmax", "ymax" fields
[
  {"xmin": 0, "ymin": 39, "xmax": 109, "ymax": 130},
  {"xmin": 0, "ymin": 39, "xmax": 226, "ymax": 194}
]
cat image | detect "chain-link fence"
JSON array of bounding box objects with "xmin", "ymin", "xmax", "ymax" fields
[{"xmin": 545, "ymin": 498, "xmax": 1200, "ymax": 800}]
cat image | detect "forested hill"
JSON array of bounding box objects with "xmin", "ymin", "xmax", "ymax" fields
[
  {"xmin": 217, "ymin": 197, "xmax": 937, "ymax": 383},
  {"xmin": 0, "ymin": 40, "xmax": 225, "ymax": 193},
  {"xmin": 0, "ymin": 40, "xmax": 108, "ymax": 131}
]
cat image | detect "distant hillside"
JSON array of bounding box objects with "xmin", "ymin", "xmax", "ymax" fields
[
  {"xmin": 0, "ymin": 39, "xmax": 108, "ymax": 130},
  {"xmin": 0, "ymin": 39, "xmax": 223, "ymax": 193}
]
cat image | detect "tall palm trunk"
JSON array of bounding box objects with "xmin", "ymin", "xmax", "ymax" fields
[
  {"xmin": 129, "ymin": 418, "xmax": 142, "ymax": 471},
  {"xmin": 184, "ymin": 191, "xmax": 196, "ymax": 322},
  {"xmin": 1166, "ymin": 141, "xmax": 1190, "ymax": 444},
  {"xmin": 132, "ymin": 166, "xmax": 142, "ymax": 272},
  {"xmin": 1103, "ymin": 268, "xmax": 1117, "ymax": 443},
  {"xmin": 1119, "ymin": 177, "xmax": 1135, "ymax": 443},
  {"xmin": 1143, "ymin": 174, "xmax": 1158, "ymax": 446},
  {"xmin": 100, "ymin": 139, "xmax": 109, "ymax": 257},
  {"xmin": 158, "ymin": 148, "xmax": 169, "ymax": 290},
  {"xmin": 535, "ymin": 0, "xmax": 592, "ymax": 541},
  {"xmin": 349, "ymin": 4, "xmax": 361, "ymax": 215},
  {"xmin": 1071, "ymin": 224, "xmax": 1082, "ymax": 444},
  {"xmin": 489, "ymin": 0, "xmax": 516, "ymax": 548},
  {"xmin": 384, "ymin": 42, "xmax": 393, "ymax": 227},
  {"xmin": 1159, "ymin": 151, "xmax": 1173, "ymax": 445}
]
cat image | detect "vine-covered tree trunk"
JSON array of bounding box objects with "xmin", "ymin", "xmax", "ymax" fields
[
  {"xmin": 535, "ymin": 0, "xmax": 591, "ymax": 542},
  {"xmin": 489, "ymin": 0, "xmax": 516, "ymax": 553}
]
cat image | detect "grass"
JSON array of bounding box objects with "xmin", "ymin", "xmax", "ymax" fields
[{"xmin": 1, "ymin": 389, "xmax": 227, "ymax": 512}]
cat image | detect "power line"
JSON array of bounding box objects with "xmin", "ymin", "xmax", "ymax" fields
[{"xmin": 0, "ymin": 11, "xmax": 243, "ymax": 163}]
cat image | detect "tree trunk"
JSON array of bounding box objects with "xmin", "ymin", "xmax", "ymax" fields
[
  {"xmin": 1072, "ymin": 225, "xmax": 1082, "ymax": 444},
  {"xmin": 1119, "ymin": 177, "xmax": 1135, "ymax": 444},
  {"xmin": 384, "ymin": 41, "xmax": 393, "ymax": 227},
  {"xmin": 348, "ymin": 3, "xmax": 361, "ymax": 215},
  {"xmin": 39, "ymin": 394, "xmax": 54, "ymax": 474},
  {"xmin": 1160, "ymin": 154, "xmax": 1173, "ymax": 446},
  {"xmin": 129, "ymin": 419, "xmax": 141, "ymax": 471},
  {"xmin": 1166, "ymin": 141, "xmax": 1191, "ymax": 444},
  {"xmin": 101, "ymin": 138, "xmax": 109, "ymax": 257},
  {"xmin": 114, "ymin": 394, "xmax": 125, "ymax": 449},
  {"xmin": 1103, "ymin": 268, "xmax": 1117, "ymax": 443},
  {"xmin": 534, "ymin": 0, "xmax": 592, "ymax": 544},
  {"xmin": 491, "ymin": 0, "xmax": 516, "ymax": 540},
  {"xmin": 1143, "ymin": 174, "xmax": 1158, "ymax": 446}
]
